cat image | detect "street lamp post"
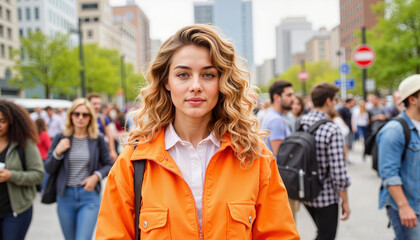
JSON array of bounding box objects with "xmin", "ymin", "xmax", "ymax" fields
[{"xmin": 70, "ymin": 18, "xmax": 86, "ymax": 97}]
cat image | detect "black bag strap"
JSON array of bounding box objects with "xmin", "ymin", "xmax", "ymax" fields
[
  {"xmin": 133, "ymin": 145, "xmax": 145, "ymax": 240},
  {"xmin": 17, "ymin": 146, "xmax": 26, "ymax": 170},
  {"xmin": 394, "ymin": 117, "xmax": 411, "ymax": 161},
  {"xmin": 308, "ymin": 119, "xmax": 332, "ymax": 134},
  {"xmin": 294, "ymin": 116, "xmax": 304, "ymax": 132}
]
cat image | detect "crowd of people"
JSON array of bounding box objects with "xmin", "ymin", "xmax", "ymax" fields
[{"xmin": 0, "ymin": 23, "xmax": 419, "ymax": 240}]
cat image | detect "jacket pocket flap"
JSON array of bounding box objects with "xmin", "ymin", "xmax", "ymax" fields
[
  {"xmin": 228, "ymin": 202, "xmax": 256, "ymax": 227},
  {"xmin": 139, "ymin": 208, "xmax": 168, "ymax": 232}
]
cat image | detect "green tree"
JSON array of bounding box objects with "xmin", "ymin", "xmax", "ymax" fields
[
  {"xmin": 124, "ymin": 63, "xmax": 147, "ymax": 101},
  {"xmin": 367, "ymin": 0, "xmax": 420, "ymax": 89},
  {"xmin": 11, "ymin": 31, "xmax": 79, "ymax": 98}
]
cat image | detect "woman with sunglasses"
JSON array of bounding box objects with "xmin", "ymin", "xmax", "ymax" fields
[
  {"xmin": 45, "ymin": 98, "xmax": 113, "ymax": 240},
  {"xmin": 96, "ymin": 25, "xmax": 299, "ymax": 239}
]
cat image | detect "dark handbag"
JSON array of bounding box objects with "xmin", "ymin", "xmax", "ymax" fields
[{"xmin": 41, "ymin": 172, "xmax": 58, "ymax": 204}]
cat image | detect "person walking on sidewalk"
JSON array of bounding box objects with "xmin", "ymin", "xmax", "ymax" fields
[
  {"xmin": 0, "ymin": 100, "xmax": 44, "ymax": 240},
  {"xmin": 377, "ymin": 75, "xmax": 420, "ymax": 240},
  {"xmin": 96, "ymin": 24, "xmax": 299, "ymax": 240},
  {"xmin": 299, "ymin": 83, "xmax": 351, "ymax": 240},
  {"xmin": 45, "ymin": 98, "xmax": 113, "ymax": 240}
]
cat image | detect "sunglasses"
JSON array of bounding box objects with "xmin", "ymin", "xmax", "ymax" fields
[{"xmin": 71, "ymin": 111, "xmax": 91, "ymax": 118}]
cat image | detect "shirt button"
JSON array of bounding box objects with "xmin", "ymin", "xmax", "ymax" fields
[
  {"xmin": 249, "ymin": 216, "xmax": 252, "ymax": 223},
  {"xmin": 143, "ymin": 221, "xmax": 148, "ymax": 228},
  {"xmin": 193, "ymin": 159, "xmax": 200, "ymax": 166},
  {"xmin": 195, "ymin": 189, "xmax": 201, "ymax": 195}
]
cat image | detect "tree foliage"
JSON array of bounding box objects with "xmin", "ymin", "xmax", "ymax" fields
[
  {"xmin": 11, "ymin": 31, "xmax": 79, "ymax": 98},
  {"xmin": 367, "ymin": 0, "xmax": 420, "ymax": 89}
]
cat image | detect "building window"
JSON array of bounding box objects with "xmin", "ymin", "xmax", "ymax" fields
[
  {"xmin": 8, "ymin": 46, "xmax": 12, "ymax": 59},
  {"xmin": 84, "ymin": 17, "xmax": 90, "ymax": 23},
  {"xmin": 35, "ymin": 7, "xmax": 39, "ymax": 20},
  {"xmin": 87, "ymin": 30, "xmax": 93, "ymax": 38},
  {"xmin": 82, "ymin": 3, "xmax": 98, "ymax": 10},
  {"xmin": 0, "ymin": 25, "xmax": 3, "ymax": 37},
  {"xmin": 126, "ymin": 12, "xmax": 133, "ymax": 20},
  {"xmin": 6, "ymin": 9, "xmax": 11, "ymax": 21},
  {"xmin": 5, "ymin": 68, "xmax": 11, "ymax": 80},
  {"xmin": 1, "ymin": 44, "xmax": 5, "ymax": 58},
  {"xmin": 26, "ymin": 7, "xmax": 30, "ymax": 20},
  {"xmin": 93, "ymin": 17, "xmax": 99, "ymax": 22},
  {"xmin": 19, "ymin": 28, "xmax": 23, "ymax": 36},
  {"xmin": 0, "ymin": 6, "xmax": 3, "ymax": 19},
  {"xmin": 7, "ymin": 28, "xmax": 11, "ymax": 39},
  {"xmin": 18, "ymin": 8, "xmax": 22, "ymax": 20}
]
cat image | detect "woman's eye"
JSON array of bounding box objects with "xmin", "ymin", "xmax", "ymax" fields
[
  {"xmin": 177, "ymin": 73, "xmax": 189, "ymax": 78},
  {"xmin": 203, "ymin": 73, "xmax": 215, "ymax": 78}
]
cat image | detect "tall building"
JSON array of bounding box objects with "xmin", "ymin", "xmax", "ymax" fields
[
  {"xmin": 113, "ymin": 16, "xmax": 137, "ymax": 69},
  {"xmin": 0, "ymin": 0, "xmax": 20, "ymax": 96},
  {"xmin": 193, "ymin": 0, "xmax": 254, "ymax": 70},
  {"xmin": 17, "ymin": 0, "xmax": 78, "ymax": 41},
  {"xmin": 339, "ymin": 0, "xmax": 383, "ymax": 60},
  {"xmin": 305, "ymin": 28, "xmax": 331, "ymax": 63},
  {"xmin": 254, "ymin": 58, "xmax": 275, "ymax": 86},
  {"xmin": 275, "ymin": 17, "xmax": 315, "ymax": 75},
  {"xmin": 16, "ymin": 0, "xmax": 79, "ymax": 98},
  {"xmin": 78, "ymin": 0, "xmax": 121, "ymax": 50},
  {"xmin": 150, "ymin": 39, "xmax": 162, "ymax": 63},
  {"xmin": 194, "ymin": 1, "xmax": 213, "ymax": 24},
  {"xmin": 113, "ymin": 0, "xmax": 150, "ymax": 73},
  {"xmin": 329, "ymin": 25, "xmax": 340, "ymax": 68}
]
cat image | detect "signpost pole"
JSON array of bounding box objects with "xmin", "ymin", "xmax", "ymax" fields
[
  {"xmin": 362, "ymin": 26, "xmax": 367, "ymax": 100},
  {"xmin": 301, "ymin": 59, "xmax": 306, "ymax": 97},
  {"xmin": 340, "ymin": 48, "xmax": 346, "ymax": 100}
]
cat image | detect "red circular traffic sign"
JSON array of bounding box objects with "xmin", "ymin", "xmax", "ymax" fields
[
  {"xmin": 352, "ymin": 44, "xmax": 375, "ymax": 69},
  {"xmin": 298, "ymin": 70, "xmax": 309, "ymax": 82}
]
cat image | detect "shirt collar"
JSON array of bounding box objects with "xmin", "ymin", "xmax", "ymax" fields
[{"xmin": 164, "ymin": 123, "xmax": 221, "ymax": 150}]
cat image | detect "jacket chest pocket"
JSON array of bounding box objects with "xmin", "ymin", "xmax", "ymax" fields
[
  {"xmin": 227, "ymin": 202, "xmax": 256, "ymax": 240},
  {"xmin": 139, "ymin": 208, "xmax": 171, "ymax": 240},
  {"xmin": 407, "ymin": 140, "xmax": 420, "ymax": 162}
]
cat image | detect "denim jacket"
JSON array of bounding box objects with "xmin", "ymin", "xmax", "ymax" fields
[{"xmin": 377, "ymin": 111, "xmax": 420, "ymax": 214}]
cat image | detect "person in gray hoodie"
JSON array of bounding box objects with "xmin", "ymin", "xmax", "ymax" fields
[{"xmin": 0, "ymin": 100, "xmax": 45, "ymax": 240}]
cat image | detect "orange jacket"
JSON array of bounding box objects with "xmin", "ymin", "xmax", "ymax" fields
[{"xmin": 96, "ymin": 128, "xmax": 299, "ymax": 239}]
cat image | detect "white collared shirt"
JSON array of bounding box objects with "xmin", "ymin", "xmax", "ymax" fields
[{"xmin": 165, "ymin": 123, "xmax": 220, "ymax": 228}]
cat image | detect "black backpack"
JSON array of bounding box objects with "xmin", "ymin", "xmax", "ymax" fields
[
  {"xmin": 17, "ymin": 146, "xmax": 43, "ymax": 192},
  {"xmin": 277, "ymin": 119, "xmax": 331, "ymax": 201},
  {"xmin": 364, "ymin": 117, "xmax": 410, "ymax": 175}
]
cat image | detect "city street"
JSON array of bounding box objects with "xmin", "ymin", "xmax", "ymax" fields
[{"xmin": 26, "ymin": 141, "xmax": 394, "ymax": 239}]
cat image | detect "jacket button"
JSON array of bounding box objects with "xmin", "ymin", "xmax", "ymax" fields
[
  {"xmin": 248, "ymin": 216, "xmax": 252, "ymax": 223},
  {"xmin": 143, "ymin": 221, "xmax": 148, "ymax": 228}
]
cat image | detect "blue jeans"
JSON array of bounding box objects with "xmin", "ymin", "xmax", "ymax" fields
[
  {"xmin": 356, "ymin": 125, "xmax": 367, "ymax": 140},
  {"xmin": 387, "ymin": 206, "xmax": 420, "ymax": 240},
  {"xmin": 57, "ymin": 186, "xmax": 100, "ymax": 240},
  {"xmin": 0, "ymin": 206, "xmax": 32, "ymax": 240}
]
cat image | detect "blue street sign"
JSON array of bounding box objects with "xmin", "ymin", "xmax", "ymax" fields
[
  {"xmin": 339, "ymin": 63, "xmax": 351, "ymax": 75},
  {"xmin": 334, "ymin": 78, "xmax": 355, "ymax": 89}
]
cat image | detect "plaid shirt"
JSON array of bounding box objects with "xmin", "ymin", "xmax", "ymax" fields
[{"xmin": 300, "ymin": 110, "xmax": 351, "ymax": 207}]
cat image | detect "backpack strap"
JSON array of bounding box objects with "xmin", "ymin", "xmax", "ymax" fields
[
  {"xmin": 294, "ymin": 116, "xmax": 303, "ymax": 132},
  {"xmin": 308, "ymin": 119, "xmax": 331, "ymax": 134},
  {"xmin": 133, "ymin": 145, "xmax": 145, "ymax": 240},
  {"xmin": 394, "ymin": 117, "xmax": 411, "ymax": 161},
  {"xmin": 17, "ymin": 146, "xmax": 26, "ymax": 170}
]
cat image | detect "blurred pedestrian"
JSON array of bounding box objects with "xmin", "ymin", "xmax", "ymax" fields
[
  {"xmin": 352, "ymin": 100, "xmax": 369, "ymax": 142},
  {"xmin": 377, "ymin": 75, "xmax": 420, "ymax": 240},
  {"xmin": 0, "ymin": 100, "xmax": 44, "ymax": 240},
  {"xmin": 96, "ymin": 24, "xmax": 299, "ymax": 239},
  {"xmin": 45, "ymin": 98, "xmax": 113, "ymax": 240},
  {"xmin": 288, "ymin": 95, "xmax": 305, "ymax": 132},
  {"xmin": 87, "ymin": 93, "xmax": 118, "ymax": 161},
  {"xmin": 35, "ymin": 118, "xmax": 52, "ymax": 190},
  {"xmin": 299, "ymin": 83, "xmax": 351, "ymax": 240},
  {"xmin": 43, "ymin": 106, "xmax": 63, "ymax": 139}
]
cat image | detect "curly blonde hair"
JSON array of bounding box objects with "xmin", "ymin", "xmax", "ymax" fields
[
  {"xmin": 63, "ymin": 98, "xmax": 98, "ymax": 139},
  {"xmin": 127, "ymin": 24, "xmax": 267, "ymax": 164}
]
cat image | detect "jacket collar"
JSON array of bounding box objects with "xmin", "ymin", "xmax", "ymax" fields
[
  {"xmin": 401, "ymin": 111, "xmax": 416, "ymax": 131},
  {"xmin": 130, "ymin": 126, "xmax": 233, "ymax": 174}
]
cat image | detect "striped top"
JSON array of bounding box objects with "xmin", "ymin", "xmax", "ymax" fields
[{"xmin": 66, "ymin": 137, "xmax": 90, "ymax": 187}]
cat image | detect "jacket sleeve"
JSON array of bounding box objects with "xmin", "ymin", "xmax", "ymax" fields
[
  {"xmin": 253, "ymin": 156, "xmax": 300, "ymax": 239},
  {"xmin": 44, "ymin": 134, "xmax": 64, "ymax": 174},
  {"xmin": 96, "ymin": 146, "xmax": 136, "ymax": 240},
  {"xmin": 8, "ymin": 139, "xmax": 45, "ymax": 186},
  {"xmin": 96, "ymin": 134, "xmax": 113, "ymax": 178}
]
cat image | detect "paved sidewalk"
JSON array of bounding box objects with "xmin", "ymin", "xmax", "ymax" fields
[{"xmin": 26, "ymin": 141, "xmax": 394, "ymax": 239}]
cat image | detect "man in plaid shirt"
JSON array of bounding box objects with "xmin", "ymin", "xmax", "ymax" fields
[{"xmin": 299, "ymin": 83, "xmax": 351, "ymax": 240}]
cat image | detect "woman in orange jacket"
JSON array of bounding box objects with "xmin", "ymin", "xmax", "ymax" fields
[{"xmin": 96, "ymin": 24, "xmax": 300, "ymax": 240}]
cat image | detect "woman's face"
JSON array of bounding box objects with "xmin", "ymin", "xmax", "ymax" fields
[
  {"xmin": 71, "ymin": 105, "xmax": 91, "ymax": 130},
  {"xmin": 291, "ymin": 97, "xmax": 302, "ymax": 116},
  {"xmin": 165, "ymin": 45, "xmax": 219, "ymax": 122},
  {"xmin": 0, "ymin": 112, "xmax": 10, "ymax": 138}
]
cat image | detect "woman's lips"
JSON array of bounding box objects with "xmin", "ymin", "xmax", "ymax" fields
[{"xmin": 186, "ymin": 97, "xmax": 205, "ymax": 106}]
